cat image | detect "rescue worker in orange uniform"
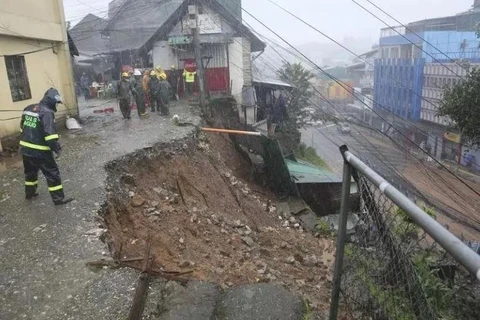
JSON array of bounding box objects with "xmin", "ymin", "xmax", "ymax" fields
[
  {"xmin": 143, "ymin": 70, "xmax": 151, "ymax": 109},
  {"xmin": 20, "ymin": 88, "xmax": 73, "ymax": 206}
]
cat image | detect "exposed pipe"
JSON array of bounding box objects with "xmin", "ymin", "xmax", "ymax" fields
[{"xmin": 200, "ymin": 127, "xmax": 262, "ymax": 136}]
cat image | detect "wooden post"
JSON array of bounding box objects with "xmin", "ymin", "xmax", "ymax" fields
[{"xmin": 189, "ymin": 5, "xmax": 206, "ymax": 112}]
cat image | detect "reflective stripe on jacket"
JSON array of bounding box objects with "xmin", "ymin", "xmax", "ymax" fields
[{"xmin": 20, "ymin": 104, "xmax": 60, "ymax": 157}]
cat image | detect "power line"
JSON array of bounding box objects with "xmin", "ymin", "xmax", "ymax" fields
[
  {"xmin": 237, "ymin": 4, "xmax": 480, "ymax": 198},
  {"xmin": 64, "ymin": 0, "xmax": 480, "ymax": 200},
  {"xmin": 350, "ymin": 0, "xmax": 464, "ymax": 78},
  {"xmin": 85, "ymin": 0, "xmax": 480, "ymax": 226},
  {"xmin": 74, "ymin": 0, "xmax": 104, "ymax": 12},
  {"xmin": 263, "ymin": 0, "xmax": 450, "ymax": 132},
  {"xmin": 363, "ymin": 0, "xmax": 472, "ymax": 72}
]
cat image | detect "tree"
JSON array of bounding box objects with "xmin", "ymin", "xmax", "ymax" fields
[
  {"xmin": 277, "ymin": 62, "xmax": 316, "ymax": 129},
  {"xmin": 438, "ymin": 68, "xmax": 480, "ymax": 145}
]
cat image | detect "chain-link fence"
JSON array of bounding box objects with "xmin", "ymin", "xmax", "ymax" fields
[{"xmin": 329, "ymin": 146, "xmax": 480, "ymax": 320}]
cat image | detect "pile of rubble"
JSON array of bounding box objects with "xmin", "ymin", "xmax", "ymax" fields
[{"xmin": 102, "ymin": 134, "xmax": 335, "ymax": 313}]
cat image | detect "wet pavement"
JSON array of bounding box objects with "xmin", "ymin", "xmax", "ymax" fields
[
  {"xmin": 301, "ymin": 123, "xmax": 407, "ymax": 180},
  {"xmin": 0, "ymin": 98, "xmax": 201, "ymax": 319}
]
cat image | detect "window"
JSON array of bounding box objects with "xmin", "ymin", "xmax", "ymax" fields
[{"xmin": 5, "ymin": 55, "xmax": 31, "ymax": 102}]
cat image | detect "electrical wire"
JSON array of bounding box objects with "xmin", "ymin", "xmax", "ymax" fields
[
  {"xmin": 363, "ymin": 0, "xmax": 473, "ymax": 72},
  {"xmin": 350, "ymin": 0, "xmax": 464, "ymax": 78},
  {"xmin": 238, "ymin": 5, "xmax": 480, "ymax": 198},
  {"xmin": 63, "ymin": 0, "xmax": 480, "ymax": 228},
  {"xmin": 62, "ymin": 0, "xmax": 480, "ymax": 202},
  {"xmin": 261, "ymin": 0, "xmax": 450, "ymax": 138},
  {"xmin": 221, "ymin": 0, "xmax": 480, "ymax": 218}
]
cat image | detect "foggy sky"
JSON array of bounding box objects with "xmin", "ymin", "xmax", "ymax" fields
[{"xmin": 64, "ymin": 0, "xmax": 474, "ymax": 46}]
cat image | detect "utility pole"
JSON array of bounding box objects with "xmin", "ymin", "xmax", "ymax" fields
[{"xmin": 189, "ymin": 4, "xmax": 206, "ymax": 112}]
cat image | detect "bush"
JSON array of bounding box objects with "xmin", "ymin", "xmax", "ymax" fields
[{"xmin": 294, "ymin": 143, "xmax": 328, "ymax": 169}]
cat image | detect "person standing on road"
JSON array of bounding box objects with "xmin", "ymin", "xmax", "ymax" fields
[
  {"xmin": 168, "ymin": 65, "xmax": 179, "ymax": 101},
  {"xmin": 154, "ymin": 65, "xmax": 167, "ymax": 82},
  {"xmin": 149, "ymin": 71, "xmax": 159, "ymax": 112},
  {"xmin": 157, "ymin": 74, "xmax": 171, "ymax": 116},
  {"xmin": 117, "ymin": 72, "xmax": 132, "ymax": 119},
  {"xmin": 20, "ymin": 88, "xmax": 74, "ymax": 206},
  {"xmin": 143, "ymin": 70, "xmax": 151, "ymax": 110},
  {"xmin": 131, "ymin": 69, "xmax": 147, "ymax": 117},
  {"xmin": 80, "ymin": 73, "xmax": 90, "ymax": 100},
  {"xmin": 183, "ymin": 69, "xmax": 196, "ymax": 97}
]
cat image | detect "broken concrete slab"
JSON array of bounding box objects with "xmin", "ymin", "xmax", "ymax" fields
[
  {"xmin": 154, "ymin": 281, "xmax": 220, "ymax": 320},
  {"xmin": 217, "ymin": 284, "xmax": 305, "ymax": 320},
  {"xmin": 321, "ymin": 213, "xmax": 359, "ymax": 234}
]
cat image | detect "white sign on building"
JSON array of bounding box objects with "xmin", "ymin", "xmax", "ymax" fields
[{"xmin": 182, "ymin": 13, "xmax": 222, "ymax": 34}]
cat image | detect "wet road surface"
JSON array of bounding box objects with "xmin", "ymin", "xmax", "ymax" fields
[
  {"xmin": 301, "ymin": 123, "xmax": 407, "ymax": 183},
  {"xmin": 0, "ymin": 99, "xmax": 200, "ymax": 319}
]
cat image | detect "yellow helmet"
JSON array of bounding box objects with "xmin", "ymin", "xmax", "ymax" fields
[
  {"xmin": 171, "ymin": 65, "xmax": 176, "ymax": 69},
  {"xmin": 122, "ymin": 72, "xmax": 129, "ymax": 78},
  {"xmin": 150, "ymin": 71, "xmax": 156, "ymax": 76}
]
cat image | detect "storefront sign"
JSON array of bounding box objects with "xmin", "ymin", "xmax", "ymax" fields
[
  {"xmin": 168, "ymin": 36, "xmax": 192, "ymax": 45},
  {"xmin": 444, "ymin": 132, "xmax": 461, "ymax": 143}
]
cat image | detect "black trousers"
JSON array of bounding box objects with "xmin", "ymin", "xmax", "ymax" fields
[
  {"xmin": 150, "ymin": 96, "xmax": 157, "ymax": 112},
  {"xmin": 185, "ymin": 82, "xmax": 194, "ymax": 96},
  {"xmin": 157, "ymin": 96, "xmax": 169, "ymax": 116},
  {"xmin": 135, "ymin": 96, "xmax": 146, "ymax": 116},
  {"xmin": 119, "ymin": 99, "xmax": 131, "ymax": 118},
  {"xmin": 23, "ymin": 154, "xmax": 64, "ymax": 203}
]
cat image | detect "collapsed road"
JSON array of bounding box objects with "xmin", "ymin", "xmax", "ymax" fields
[{"xmin": 0, "ymin": 100, "xmax": 336, "ymax": 320}]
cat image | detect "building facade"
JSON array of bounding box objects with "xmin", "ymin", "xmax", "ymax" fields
[
  {"xmin": 375, "ymin": 2, "xmax": 480, "ymax": 165},
  {"xmin": 346, "ymin": 48, "xmax": 379, "ymax": 111},
  {"xmin": 102, "ymin": 0, "xmax": 263, "ymax": 124},
  {"xmin": 0, "ymin": 0, "xmax": 77, "ymax": 151}
]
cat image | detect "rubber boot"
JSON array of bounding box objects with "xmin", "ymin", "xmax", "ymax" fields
[{"xmin": 54, "ymin": 197, "xmax": 74, "ymax": 206}]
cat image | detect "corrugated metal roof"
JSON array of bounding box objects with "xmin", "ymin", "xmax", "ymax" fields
[
  {"xmin": 106, "ymin": 0, "xmax": 183, "ymax": 52},
  {"xmin": 70, "ymin": 14, "xmax": 109, "ymax": 55},
  {"xmin": 253, "ymin": 74, "xmax": 293, "ymax": 88},
  {"xmin": 105, "ymin": 0, "xmax": 265, "ymax": 53},
  {"xmin": 285, "ymin": 159, "xmax": 341, "ymax": 184}
]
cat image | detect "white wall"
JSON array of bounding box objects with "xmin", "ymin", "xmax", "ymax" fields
[
  {"xmin": 229, "ymin": 37, "xmax": 244, "ymax": 103},
  {"xmin": 242, "ymin": 38, "xmax": 252, "ymax": 86},
  {"xmin": 152, "ymin": 41, "xmax": 177, "ymax": 70}
]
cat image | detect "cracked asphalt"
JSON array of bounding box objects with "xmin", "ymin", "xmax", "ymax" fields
[{"xmin": 0, "ymin": 99, "xmax": 200, "ymax": 319}]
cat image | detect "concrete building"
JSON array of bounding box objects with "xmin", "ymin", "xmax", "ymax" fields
[
  {"xmin": 102, "ymin": 0, "xmax": 264, "ymax": 122},
  {"xmin": 0, "ymin": 0, "xmax": 77, "ymax": 151},
  {"xmin": 69, "ymin": 14, "xmax": 114, "ymax": 84},
  {"xmin": 313, "ymin": 66, "xmax": 354, "ymax": 104},
  {"xmin": 346, "ymin": 48, "xmax": 379, "ymax": 111},
  {"xmin": 374, "ymin": 1, "xmax": 480, "ymax": 164}
]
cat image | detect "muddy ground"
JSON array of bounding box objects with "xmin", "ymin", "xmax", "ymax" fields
[{"xmin": 102, "ymin": 132, "xmax": 335, "ymax": 313}]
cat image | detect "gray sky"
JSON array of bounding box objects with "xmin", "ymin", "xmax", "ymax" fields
[{"xmin": 63, "ymin": 0, "xmax": 474, "ymax": 46}]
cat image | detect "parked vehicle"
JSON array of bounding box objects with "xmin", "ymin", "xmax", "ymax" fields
[{"xmin": 337, "ymin": 122, "xmax": 351, "ymax": 134}]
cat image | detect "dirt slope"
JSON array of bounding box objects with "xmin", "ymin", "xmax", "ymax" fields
[{"xmin": 102, "ymin": 133, "xmax": 334, "ymax": 312}]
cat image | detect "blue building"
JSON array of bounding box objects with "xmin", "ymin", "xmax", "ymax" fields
[
  {"xmin": 373, "ymin": 58, "xmax": 424, "ymax": 121},
  {"xmin": 375, "ymin": 1, "xmax": 480, "ymax": 159}
]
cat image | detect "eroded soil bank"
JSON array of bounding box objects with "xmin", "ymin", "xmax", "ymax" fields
[{"xmin": 101, "ymin": 131, "xmax": 335, "ymax": 313}]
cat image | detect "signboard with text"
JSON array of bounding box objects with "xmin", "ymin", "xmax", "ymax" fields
[{"xmin": 182, "ymin": 13, "xmax": 222, "ymax": 35}]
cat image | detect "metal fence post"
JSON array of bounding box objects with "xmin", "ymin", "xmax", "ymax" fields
[{"xmin": 329, "ymin": 145, "xmax": 352, "ymax": 320}]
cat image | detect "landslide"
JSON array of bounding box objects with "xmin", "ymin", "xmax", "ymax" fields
[{"xmin": 101, "ymin": 131, "xmax": 334, "ymax": 311}]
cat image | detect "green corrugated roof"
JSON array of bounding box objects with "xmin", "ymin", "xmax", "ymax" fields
[{"xmin": 285, "ymin": 159, "xmax": 342, "ymax": 184}]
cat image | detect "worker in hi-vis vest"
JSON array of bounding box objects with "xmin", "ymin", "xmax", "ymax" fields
[
  {"xmin": 19, "ymin": 88, "xmax": 73, "ymax": 206},
  {"xmin": 183, "ymin": 70, "xmax": 196, "ymax": 96}
]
